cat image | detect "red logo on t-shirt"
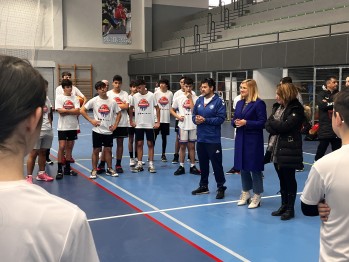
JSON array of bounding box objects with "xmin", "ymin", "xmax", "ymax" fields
[
  {"xmin": 183, "ymin": 99, "xmax": 191, "ymax": 111},
  {"xmin": 138, "ymin": 98, "xmax": 149, "ymax": 111},
  {"xmin": 98, "ymin": 104, "xmax": 110, "ymax": 117},
  {"xmin": 158, "ymin": 96, "xmax": 169, "ymax": 107},
  {"xmin": 114, "ymin": 97, "xmax": 124, "ymax": 105},
  {"xmin": 63, "ymin": 100, "xmax": 74, "ymax": 110}
]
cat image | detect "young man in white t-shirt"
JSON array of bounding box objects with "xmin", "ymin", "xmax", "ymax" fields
[
  {"xmin": 55, "ymin": 79, "xmax": 80, "ymax": 179},
  {"xmin": 301, "ymin": 88, "xmax": 349, "ymax": 261},
  {"xmin": 98, "ymin": 75, "xmax": 129, "ymax": 174},
  {"xmin": 26, "ymin": 80, "xmax": 54, "ymax": 182},
  {"xmin": 80, "ymin": 81, "xmax": 121, "ymax": 179},
  {"xmin": 55, "ymin": 71, "xmax": 86, "ymax": 164},
  {"xmin": 170, "ymin": 77, "xmax": 200, "ymax": 176},
  {"xmin": 154, "ymin": 79, "xmax": 173, "ymax": 162},
  {"xmin": 129, "ymin": 79, "xmax": 160, "ymax": 173}
]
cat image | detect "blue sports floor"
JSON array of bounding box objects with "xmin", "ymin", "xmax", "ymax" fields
[{"xmin": 31, "ymin": 112, "xmax": 323, "ymax": 262}]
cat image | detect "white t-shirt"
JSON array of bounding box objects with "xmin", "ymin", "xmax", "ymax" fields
[
  {"xmin": 56, "ymin": 85, "xmax": 85, "ymax": 98},
  {"xmin": 83, "ymin": 96, "xmax": 121, "ymax": 134},
  {"xmin": 106, "ymin": 89, "xmax": 129, "ymax": 127},
  {"xmin": 301, "ymin": 144, "xmax": 349, "ymax": 262},
  {"xmin": 173, "ymin": 89, "xmax": 196, "ymax": 102},
  {"xmin": 41, "ymin": 97, "xmax": 52, "ymax": 131},
  {"xmin": 129, "ymin": 91, "xmax": 158, "ymax": 129},
  {"xmin": 154, "ymin": 90, "xmax": 173, "ymax": 124},
  {"xmin": 0, "ymin": 180, "xmax": 99, "ymax": 262},
  {"xmin": 55, "ymin": 95, "xmax": 80, "ymax": 131},
  {"xmin": 233, "ymin": 94, "xmax": 241, "ymax": 110},
  {"xmin": 172, "ymin": 94, "xmax": 197, "ymax": 130}
]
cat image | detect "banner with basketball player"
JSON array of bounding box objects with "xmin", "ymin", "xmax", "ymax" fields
[{"xmin": 102, "ymin": 0, "xmax": 131, "ymax": 45}]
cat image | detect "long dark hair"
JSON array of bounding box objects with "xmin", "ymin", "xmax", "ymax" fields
[{"xmin": 0, "ymin": 55, "xmax": 46, "ymax": 148}]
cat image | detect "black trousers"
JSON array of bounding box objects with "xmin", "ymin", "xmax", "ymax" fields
[
  {"xmin": 197, "ymin": 142, "xmax": 225, "ymax": 188},
  {"xmin": 274, "ymin": 164, "xmax": 297, "ymax": 195},
  {"xmin": 314, "ymin": 138, "xmax": 341, "ymax": 161}
]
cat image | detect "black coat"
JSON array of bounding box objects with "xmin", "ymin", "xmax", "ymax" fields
[
  {"xmin": 265, "ymin": 99, "xmax": 305, "ymax": 169},
  {"xmin": 317, "ymin": 89, "xmax": 339, "ymax": 139}
]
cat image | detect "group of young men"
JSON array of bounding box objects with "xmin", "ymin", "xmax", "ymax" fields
[{"xmin": 28, "ymin": 72, "xmax": 227, "ymax": 198}]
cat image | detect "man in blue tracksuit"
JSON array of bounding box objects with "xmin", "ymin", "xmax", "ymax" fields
[{"xmin": 191, "ymin": 78, "xmax": 227, "ymax": 199}]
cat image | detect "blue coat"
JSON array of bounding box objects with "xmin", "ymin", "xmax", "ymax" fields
[{"xmin": 232, "ymin": 98, "xmax": 267, "ymax": 172}]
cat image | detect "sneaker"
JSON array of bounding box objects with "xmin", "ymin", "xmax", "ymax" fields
[
  {"xmin": 106, "ymin": 167, "xmax": 119, "ymax": 177},
  {"xmin": 148, "ymin": 165, "xmax": 156, "ymax": 173},
  {"xmin": 135, "ymin": 158, "xmax": 146, "ymax": 165},
  {"xmin": 237, "ymin": 191, "xmax": 251, "ymax": 206},
  {"xmin": 132, "ymin": 164, "xmax": 144, "ymax": 173},
  {"xmin": 64, "ymin": 169, "xmax": 77, "ymax": 176},
  {"xmin": 26, "ymin": 175, "xmax": 33, "ymax": 184},
  {"xmin": 90, "ymin": 169, "xmax": 98, "ymax": 179},
  {"xmin": 174, "ymin": 166, "xmax": 185, "ymax": 176},
  {"xmin": 36, "ymin": 172, "xmax": 54, "ymax": 182},
  {"xmin": 96, "ymin": 166, "xmax": 106, "ymax": 174},
  {"xmin": 192, "ymin": 186, "xmax": 209, "ymax": 195},
  {"xmin": 172, "ymin": 154, "xmax": 179, "ymax": 164},
  {"xmin": 46, "ymin": 159, "xmax": 54, "ymax": 165},
  {"xmin": 129, "ymin": 158, "xmax": 136, "ymax": 167},
  {"xmin": 216, "ymin": 186, "xmax": 227, "ymax": 199},
  {"xmin": 56, "ymin": 171, "xmax": 63, "ymax": 180},
  {"xmin": 248, "ymin": 194, "xmax": 261, "ymax": 209},
  {"xmin": 226, "ymin": 167, "xmax": 240, "ymax": 175},
  {"xmin": 115, "ymin": 165, "xmax": 124, "ymax": 173},
  {"xmin": 161, "ymin": 154, "xmax": 167, "ymax": 162},
  {"xmin": 190, "ymin": 166, "xmax": 201, "ymax": 175}
]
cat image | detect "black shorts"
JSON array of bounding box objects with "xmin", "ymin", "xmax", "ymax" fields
[
  {"xmin": 175, "ymin": 119, "xmax": 179, "ymax": 133},
  {"xmin": 92, "ymin": 131, "xmax": 113, "ymax": 148},
  {"xmin": 154, "ymin": 123, "xmax": 170, "ymax": 136},
  {"xmin": 58, "ymin": 130, "xmax": 78, "ymax": 141},
  {"xmin": 135, "ymin": 128, "xmax": 155, "ymax": 142},
  {"xmin": 112, "ymin": 127, "xmax": 128, "ymax": 138},
  {"xmin": 128, "ymin": 126, "xmax": 135, "ymax": 136}
]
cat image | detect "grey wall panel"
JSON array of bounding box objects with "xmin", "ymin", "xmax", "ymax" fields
[
  {"xmin": 207, "ymin": 51, "xmax": 223, "ymax": 71},
  {"xmin": 191, "ymin": 52, "xmax": 207, "ymax": 72},
  {"xmin": 241, "ymin": 46, "xmax": 262, "ymax": 69},
  {"xmin": 135, "ymin": 59, "xmax": 146, "ymax": 75},
  {"xmin": 128, "ymin": 60, "xmax": 137, "ymax": 75},
  {"xmin": 154, "ymin": 57, "xmax": 167, "ymax": 74},
  {"xmin": 222, "ymin": 49, "xmax": 241, "ymax": 70},
  {"xmin": 152, "ymin": 5, "xmax": 206, "ymax": 50},
  {"xmin": 286, "ymin": 39, "xmax": 314, "ymax": 67},
  {"xmin": 261, "ymin": 43, "xmax": 287, "ymax": 68},
  {"xmin": 178, "ymin": 54, "xmax": 192, "ymax": 73},
  {"xmin": 314, "ymin": 35, "xmax": 348, "ymax": 66},
  {"xmin": 144, "ymin": 59, "xmax": 155, "ymax": 74},
  {"xmin": 166, "ymin": 56, "xmax": 179, "ymax": 73},
  {"xmin": 145, "ymin": 7, "xmax": 153, "ymax": 52}
]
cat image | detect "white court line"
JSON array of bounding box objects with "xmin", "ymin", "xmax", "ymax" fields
[{"xmin": 51, "ymin": 148, "xmax": 250, "ymax": 261}]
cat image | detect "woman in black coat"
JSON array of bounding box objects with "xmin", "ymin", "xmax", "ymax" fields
[{"xmin": 265, "ymin": 83, "xmax": 305, "ymax": 220}]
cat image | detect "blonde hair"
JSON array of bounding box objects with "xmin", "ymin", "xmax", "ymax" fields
[
  {"xmin": 276, "ymin": 83, "xmax": 298, "ymax": 105},
  {"xmin": 241, "ymin": 79, "xmax": 259, "ymax": 102}
]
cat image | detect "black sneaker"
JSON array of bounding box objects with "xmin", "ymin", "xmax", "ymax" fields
[
  {"xmin": 216, "ymin": 186, "xmax": 227, "ymax": 199},
  {"xmin": 96, "ymin": 164, "xmax": 106, "ymax": 174},
  {"xmin": 64, "ymin": 169, "xmax": 77, "ymax": 176},
  {"xmin": 190, "ymin": 166, "xmax": 201, "ymax": 175},
  {"xmin": 174, "ymin": 166, "xmax": 185, "ymax": 176},
  {"xmin": 115, "ymin": 165, "xmax": 124, "ymax": 173},
  {"xmin": 161, "ymin": 154, "xmax": 167, "ymax": 162},
  {"xmin": 56, "ymin": 171, "xmax": 63, "ymax": 180},
  {"xmin": 226, "ymin": 167, "xmax": 240, "ymax": 175},
  {"xmin": 172, "ymin": 154, "xmax": 179, "ymax": 164},
  {"xmin": 46, "ymin": 159, "xmax": 54, "ymax": 165},
  {"xmin": 192, "ymin": 186, "xmax": 209, "ymax": 195}
]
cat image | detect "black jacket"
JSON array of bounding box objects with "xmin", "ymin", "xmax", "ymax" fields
[
  {"xmin": 317, "ymin": 89, "xmax": 339, "ymax": 139},
  {"xmin": 265, "ymin": 99, "xmax": 305, "ymax": 169}
]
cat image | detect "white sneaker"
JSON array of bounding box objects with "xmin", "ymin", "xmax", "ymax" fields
[
  {"xmin": 135, "ymin": 158, "xmax": 145, "ymax": 165},
  {"xmin": 90, "ymin": 169, "xmax": 97, "ymax": 179},
  {"xmin": 237, "ymin": 191, "xmax": 251, "ymax": 206},
  {"xmin": 106, "ymin": 167, "xmax": 119, "ymax": 177},
  {"xmin": 248, "ymin": 194, "xmax": 261, "ymax": 209},
  {"xmin": 129, "ymin": 158, "xmax": 136, "ymax": 167},
  {"xmin": 148, "ymin": 165, "xmax": 156, "ymax": 173}
]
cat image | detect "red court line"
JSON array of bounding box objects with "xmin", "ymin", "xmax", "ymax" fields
[{"xmin": 67, "ymin": 163, "xmax": 223, "ymax": 262}]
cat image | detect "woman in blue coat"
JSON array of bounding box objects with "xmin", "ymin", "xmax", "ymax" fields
[{"xmin": 232, "ymin": 79, "xmax": 267, "ymax": 209}]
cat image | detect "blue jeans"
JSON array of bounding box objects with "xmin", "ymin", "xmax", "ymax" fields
[{"xmin": 240, "ymin": 170, "xmax": 263, "ymax": 194}]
